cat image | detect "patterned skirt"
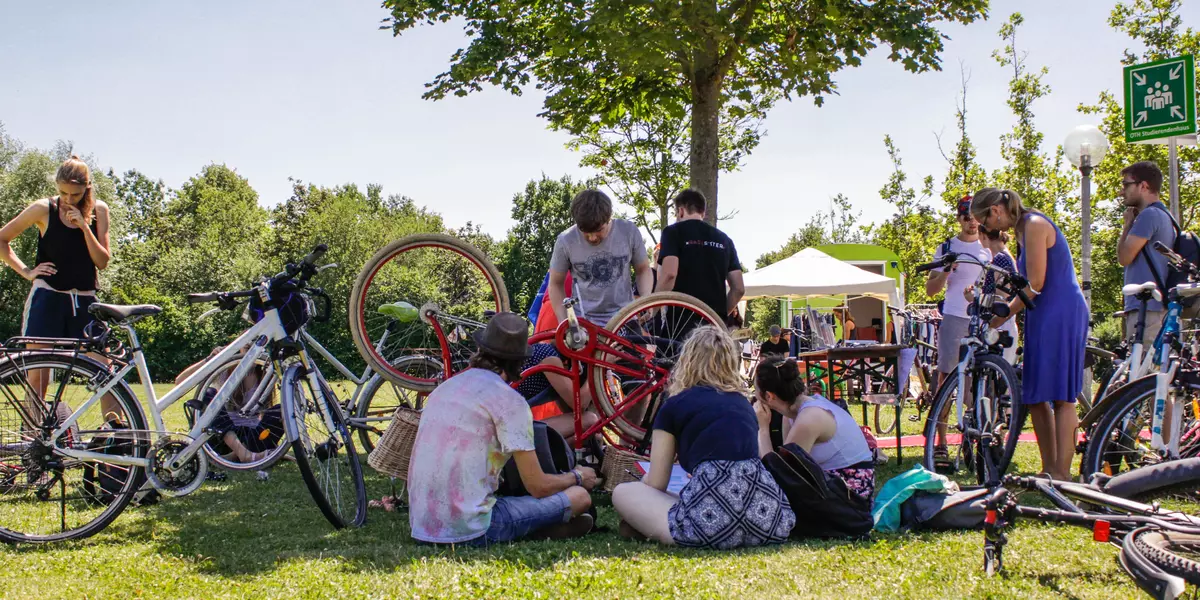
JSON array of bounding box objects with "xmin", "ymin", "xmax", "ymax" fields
[{"xmin": 668, "ymin": 458, "xmax": 795, "ymax": 549}]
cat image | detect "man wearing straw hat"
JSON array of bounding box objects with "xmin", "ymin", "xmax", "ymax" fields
[{"xmin": 408, "ymin": 312, "xmax": 599, "ymax": 545}]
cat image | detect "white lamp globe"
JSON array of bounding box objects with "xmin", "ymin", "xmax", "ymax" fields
[{"xmin": 1063, "ymin": 125, "xmax": 1110, "ymax": 169}]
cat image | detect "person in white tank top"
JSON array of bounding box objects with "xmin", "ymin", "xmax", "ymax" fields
[{"xmin": 753, "ymin": 356, "xmax": 876, "ymax": 500}]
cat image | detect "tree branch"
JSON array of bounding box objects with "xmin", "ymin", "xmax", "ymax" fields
[{"xmin": 716, "ymin": 0, "xmax": 764, "ymax": 80}]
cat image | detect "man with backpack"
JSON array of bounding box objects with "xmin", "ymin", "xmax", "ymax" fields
[
  {"xmin": 925, "ymin": 198, "xmax": 991, "ymax": 469},
  {"xmin": 926, "ymin": 197, "xmax": 992, "ymax": 390},
  {"xmin": 1118, "ymin": 161, "xmax": 1177, "ymax": 343}
]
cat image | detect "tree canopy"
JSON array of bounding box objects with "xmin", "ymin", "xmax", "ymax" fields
[{"xmin": 381, "ymin": 0, "xmax": 988, "ymax": 220}]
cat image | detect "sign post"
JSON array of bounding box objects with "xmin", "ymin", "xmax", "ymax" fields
[{"xmin": 1124, "ymin": 54, "xmax": 1197, "ymax": 221}]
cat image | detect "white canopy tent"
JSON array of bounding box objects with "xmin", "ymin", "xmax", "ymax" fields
[{"xmin": 742, "ymin": 247, "xmax": 902, "ymax": 308}]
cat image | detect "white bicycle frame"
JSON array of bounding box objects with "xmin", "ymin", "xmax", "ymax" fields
[
  {"xmin": 948, "ymin": 256, "xmax": 1013, "ymax": 438},
  {"xmin": 241, "ymin": 330, "xmax": 376, "ymax": 425},
  {"xmin": 47, "ymin": 295, "xmax": 295, "ymax": 471},
  {"xmin": 1117, "ymin": 286, "xmax": 1164, "ymax": 387}
]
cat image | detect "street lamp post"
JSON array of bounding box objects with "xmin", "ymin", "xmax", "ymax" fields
[{"xmin": 1063, "ymin": 125, "xmax": 1111, "ymax": 312}]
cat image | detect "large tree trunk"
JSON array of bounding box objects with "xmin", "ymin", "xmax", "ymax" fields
[{"xmin": 690, "ymin": 76, "xmax": 721, "ymax": 225}]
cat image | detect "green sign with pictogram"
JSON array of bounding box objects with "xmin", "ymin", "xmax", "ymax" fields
[{"xmin": 1124, "ymin": 55, "xmax": 1196, "ymax": 143}]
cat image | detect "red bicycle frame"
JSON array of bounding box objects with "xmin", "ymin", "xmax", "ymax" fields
[{"xmin": 421, "ymin": 304, "xmax": 670, "ymax": 451}]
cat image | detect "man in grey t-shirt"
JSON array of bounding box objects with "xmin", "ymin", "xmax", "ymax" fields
[
  {"xmin": 549, "ymin": 190, "xmax": 652, "ymax": 326},
  {"xmin": 1118, "ymin": 161, "xmax": 1175, "ymax": 344}
]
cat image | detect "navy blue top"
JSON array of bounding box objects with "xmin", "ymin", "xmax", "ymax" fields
[{"xmin": 652, "ymin": 387, "xmax": 759, "ymax": 473}]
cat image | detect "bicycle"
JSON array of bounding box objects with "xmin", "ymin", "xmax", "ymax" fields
[
  {"xmin": 347, "ymin": 233, "xmax": 723, "ymax": 456},
  {"xmin": 1080, "ymin": 242, "xmax": 1200, "ymax": 480},
  {"xmin": 915, "ymin": 251, "xmax": 1035, "ymax": 486},
  {"xmin": 983, "ymin": 461, "xmax": 1200, "ymax": 599},
  {"xmin": 871, "ymin": 305, "xmax": 940, "ymax": 436},
  {"xmin": 193, "ymin": 316, "xmax": 434, "ymax": 464},
  {"xmin": 0, "ymin": 245, "xmax": 367, "ymax": 543},
  {"xmin": 1071, "ymin": 283, "xmax": 1161, "ymax": 423}
]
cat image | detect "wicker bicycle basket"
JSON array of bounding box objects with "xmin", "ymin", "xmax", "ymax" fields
[
  {"xmin": 599, "ymin": 446, "xmax": 648, "ymax": 492},
  {"xmin": 367, "ymin": 407, "xmax": 422, "ymax": 480}
]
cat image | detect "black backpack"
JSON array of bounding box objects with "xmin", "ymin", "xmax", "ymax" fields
[
  {"xmin": 497, "ymin": 421, "xmax": 576, "ymax": 496},
  {"xmin": 82, "ymin": 420, "xmax": 159, "ymax": 507},
  {"xmin": 1139, "ymin": 204, "xmax": 1200, "ymax": 304},
  {"xmin": 761, "ymin": 443, "xmax": 874, "ymax": 539}
]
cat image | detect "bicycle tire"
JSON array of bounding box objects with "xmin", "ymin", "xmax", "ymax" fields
[
  {"xmin": 874, "ymin": 403, "xmax": 899, "ymax": 436},
  {"xmin": 1100, "ymin": 457, "xmax": 1200, "ymax": 500},
  {"xmin": 1120, "ymin": 528, "xmax": 1189, "ymax": 600},
  {"xmin": 1081, "ymin": 376, "xmax": 1164, "ymax": 481},
  {"xmin": 282, "ymin": 364, "xmax": 368, "ymax": 528},
  {"xmin": 591, "ymin": 292, "xmax": 723, "ymax": 444},
  {"xmin": 0, "ymin": 352, "xmax": 148, "ymax": 544},
  {"xmin": 348, "ymin": 233, "xmax": 509, "ymax": 392},
  {"xmin": 1131, "ymin": 528, "xmax": 1200, "ymax": 586},
  {"xmin": 184, "ymin": 354, "xmax": 290, "ymax": 472},
  {"xmin": 921, "ymin": 354, "xmax": 1025, "ymax": 482}
]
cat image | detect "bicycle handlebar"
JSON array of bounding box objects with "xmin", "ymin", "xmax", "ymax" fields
[
  {"xmin": 916, "ymin": 252, "xmax": 1036, "ymax": 310},
  {"xmin": 302, "ymin": 243, "xmax": 328, "ymax": 267},
  {"xmin": 1154, "ymin": 240, "xmax": 1200, "ymax": 280},
  {"xmin": 188, "ymin": 244, "xmax": 331, "ymax": 311},
  {"xmin": 914, "ymin": 253, "xmax": 954, "ymax": 274}
]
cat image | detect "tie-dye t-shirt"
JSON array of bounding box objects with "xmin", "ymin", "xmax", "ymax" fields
[{"xmin": 408, "ymin": 368, "xmax": 536, "ymax": 543}]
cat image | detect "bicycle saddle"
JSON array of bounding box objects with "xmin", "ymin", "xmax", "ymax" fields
[
  {"xmin": 88, "ymin": 303, "xmax": 163, "ymax": 322},
  {"xmin": 1121, "ymin": 281, "xmax": 1161, "ymax": 303}
]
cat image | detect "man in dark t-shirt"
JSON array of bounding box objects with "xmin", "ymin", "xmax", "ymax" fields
[
  {"xmin": 760, "ymin": 326, "xmax": 790, "ymax": 356},
  {"xmin": 655, "ymin": 189, "xmax": 744, "ymax": 323}
]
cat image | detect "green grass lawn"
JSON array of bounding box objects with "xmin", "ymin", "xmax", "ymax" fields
[{"xmin": 0, "ymin": 387, "xmax": 1180, "ymax": 599}]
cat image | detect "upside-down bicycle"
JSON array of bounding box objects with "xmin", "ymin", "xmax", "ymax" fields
[{"xmin": 347, "ymin": 233, "xmax": 723, "ymax": 457}]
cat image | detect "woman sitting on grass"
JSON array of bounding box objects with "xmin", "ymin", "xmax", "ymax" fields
[
  {"xmin": 753, "ymin": 355, "xmax": 876, "ymax": 502},
  {"xmin": 612, "ymin": 325, "xmax": 795, "ymax": 549}
]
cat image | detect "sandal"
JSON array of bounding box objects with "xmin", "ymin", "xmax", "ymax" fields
[{"xmin": 933, "ymin": 446, "xmax": 953, "ymax": 473}]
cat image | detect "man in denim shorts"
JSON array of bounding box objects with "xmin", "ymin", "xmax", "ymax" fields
[
  {"xmin": 407, "ymin": 312, "xmax": 599, "ymax": 545},
  {"xmin": 925, "ymin": 198, "xmax": 991, "ymax": 465}
]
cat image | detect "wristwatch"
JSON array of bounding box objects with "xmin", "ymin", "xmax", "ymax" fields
[{"xmin": 571, "ymin": 469, "xmax": 583, "ymax": 487}]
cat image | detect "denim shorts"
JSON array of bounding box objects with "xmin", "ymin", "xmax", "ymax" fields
[
  {"xmin": 463, "ymin": 492, "xmax": 572, "ymax": 546},
  {"xmin": 937, "ymin": 315, "xmax": 970, "ymax": 374}
]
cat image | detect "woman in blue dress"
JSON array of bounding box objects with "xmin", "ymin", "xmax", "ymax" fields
[{"xmin": 972, "ymin": 188, "xmax": 1088, "ymax": 481}]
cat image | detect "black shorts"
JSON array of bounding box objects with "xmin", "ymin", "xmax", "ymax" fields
[{"xmin": 22, "ymin": 287, "xmax": 97, "ymax": 338}]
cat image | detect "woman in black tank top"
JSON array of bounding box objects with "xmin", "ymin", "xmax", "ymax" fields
[
  {"xmin": 0, "ymin": 155, "xmax": 115, "ymax": 429},
  {"xmin": 0, "ymin": 155, "xmax": 112, "ymax": 334}
]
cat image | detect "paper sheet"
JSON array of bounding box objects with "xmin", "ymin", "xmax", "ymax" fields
[{"xmin": 636, "ymin": 461, "xmax": 689, "ymax": 495}]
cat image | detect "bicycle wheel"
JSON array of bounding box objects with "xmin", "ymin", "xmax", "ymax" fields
[
  {"xmin": 354, "ymin": 360, "xmax": 434, "ymax": 454},
  {"xmin": 281, "ymin": 364, "xmax": 367, "ymax": 528},
  {"xmin": 1120, "ymin": 528, "xmax": 1189, "ymax": 599},
  {"xmin": 1130, "ymin": 528, "xmax": 1200, "ymax": 586},
  {"xmin": 921, "ymin": 354, "xmax": 1025, "ymax": 486},
  {"xmin": 1081, "ymin": 376, "xmax": 1200, "ymax": 482},
  {"xmin": 184, "ymin": 355, "xmax": 290, "ymax": 472},
  {"xmin": 874, "ymin": 403, "xmax": 899, "ymax": 436},
  {"xmin": 0, "ymin": 352, "xmax": 148, "ymax": 543},
  {"xmin": 591, "ymin": 292, "xmax": 723, "ymax": 444},
  {"xmin": 349, "ymin": 233, "xmax": 509, "ymax": 392}
]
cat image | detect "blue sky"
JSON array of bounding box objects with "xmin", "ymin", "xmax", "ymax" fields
[{"xmin": 1, "ymin": 1, "xmax": 1194, "ymax": 264}]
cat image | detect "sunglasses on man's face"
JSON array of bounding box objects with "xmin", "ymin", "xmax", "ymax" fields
[{"xmin": 1123, "ymin": 180, "xmax": 1140, "ymax": 189}]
